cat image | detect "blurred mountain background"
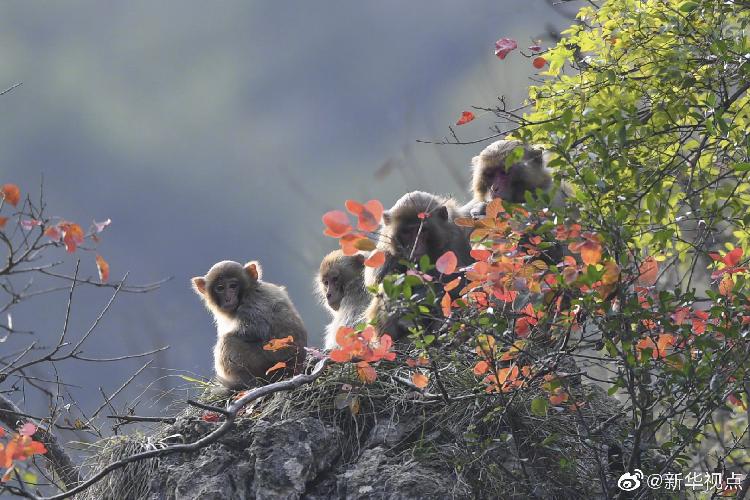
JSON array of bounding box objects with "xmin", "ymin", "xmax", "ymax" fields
[{"xmin": 0, "ymin": 1, "xmax": 571, "ymax": 419}]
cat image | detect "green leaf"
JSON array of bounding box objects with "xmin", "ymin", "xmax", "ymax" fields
[{"xmin": 531, "ymin": 397, "xmax": 549, "ymax": 417}]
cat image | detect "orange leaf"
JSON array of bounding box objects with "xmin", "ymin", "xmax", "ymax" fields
[
  {"xmin": 1, "ymin": 184, "xmax": 20, "ymax": 207},
  {"xmin": 95, "ymin": 254, "xmax": 110, "ymax": 283},
  {"xmin": 60, "ymin": 223, "xmax": 84, "ymax": 253},
  {"xmin": 485, "ymin": 198, "xmax": 505, "ymax": 218},
  {"xmin": 263, "ymin": 336, "xmax": 294, "ymax": 351},
  {"xmin": 579, "ymin": 240, "xmax": 602, "ymax": 265},
  {"xmin": 356, "ymin": 361, "xmax": 376, "ymax": 384},
  {"xmin": 473, "ymin": 360, "xmax": 489, "ymax": 375},
  {"xmin": 411, "ymin": 372, "xmax": 429, "ymax": 389},
  {"xmin": 0, "ymin": 217, "xmax": 7, "ymax": 228},
  {"xmin": 345, "ymin": 199, "xmax": 384, "ymax": 232},
  {"xmin": 719, "ymin": 276, "xmax": 734, "ymax": 296},
  {"xmin": 339, "ymin": 233, "xmax": 368, "ymax": 255},
  {"xmin": 322, "ymin": 210, "xmax": 352, "ymax": 237},
  {"xmin": 444, "ymin": 277, "xmax": 461, "ymax": 292},
  {"xmin": 335, "ymin": 326, "xmax": 357, "ymax": 348},
  {"xmin": 532, "ymin": 56, "xmax": 547, "ymax": 69},
  {"xmin": 456, "ymin": 111, "xmax": 475, "ymax": 126},
  {"xmin": 436, "ymin": 251, "xmax": 458, "ymax": 275},
  {"xmin": 549, "ymin": 390, "xmax": 569, "ymax": 406},
  {"xmin": 329, "ymin": 349, "xmax": 352, "ymax": 363},
  {"xmin": 265, "ymin": 361, "xmax": 287, "ymax": 375},
  {"xmin": 441, "ymin": 292, "xmax": 452, "ymax": 317},
  {"xmin": 364, "ymin": 251, "xmax": 385, "ymax": 268},
  {"xmin": 638, "ymin": 256, "xmax": 658, "ymax": 286}
]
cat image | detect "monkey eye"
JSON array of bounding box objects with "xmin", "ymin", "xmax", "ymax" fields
[
  {"xmin": 229, "ymin": 283, "xmax": 238, "ymax": 289},
  {"xmin": 215, "ymin": 284, "xmax": 225, "ymax": 292},
  {"xmin": 323, "ymin": 279, "xmax": 329, "ymax": 286}
]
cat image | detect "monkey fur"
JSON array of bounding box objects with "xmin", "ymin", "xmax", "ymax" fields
[
  {"xmin": 364, "ymin": 191, "xmax": 472, "ymax": 339},
  {"xmin": 463, "ymin": 139, "xmax": 570, "ymax": 218},
  {"xmin": 316, "ymin": 250, "xmax": 370, "ymax": 349},
  {"xmin": 192, "ymin": 260, "xmax": 308, "ymax": 389}
]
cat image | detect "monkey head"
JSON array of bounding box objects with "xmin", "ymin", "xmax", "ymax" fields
[
  {"xmin": 317, "ymin": 251, "xmax": 365, "ymax": 311},
  {"xmin": 472, "ymin": 139, "xmax": 551, "ymax": 203},
  {"xmin": 382, "ymin": 191, "xmax": 460, "ymax": 262},
  {"xmin": 192, "ymin": 260, "xmax": 262, "ymax": 315}
]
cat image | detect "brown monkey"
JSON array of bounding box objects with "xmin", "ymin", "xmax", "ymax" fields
[
  {"xmin": 364, "ymin": 191, "xmax": 472, "ymax": 338},
  {"xmin": 463, "ymin": 139, "xmax": 568, "ymax": 218},
  {"xmin": 316, "ymin": 250, "xmax": 370, "ymax": 349},
  {"xmin": 192, "ymin": 260, "xmax": 308, "ymax": 389}
]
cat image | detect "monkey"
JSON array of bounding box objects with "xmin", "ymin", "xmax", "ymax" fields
[
  {"xmin": 364, "ymin": 191, "xmax": 473, "ymax": 339},
  {"xmin": 192, "ymin": 260, "xmax": 308, "ymax": 390},
  {"xmin": 462, "ymin": 139, "xmax": 569, "ymax": 218},
  {"xmin": 315, "ymin": 250, "xmax": 370, "ymax": 349}
]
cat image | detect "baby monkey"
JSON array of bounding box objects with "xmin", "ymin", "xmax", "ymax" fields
[
  {"xmin": 316, "ymin": 250, "xmax": 370, "ymax": 349},
  {"xmin": 192, "ymin": 260, "xmax": 308, "ymax": 389}
]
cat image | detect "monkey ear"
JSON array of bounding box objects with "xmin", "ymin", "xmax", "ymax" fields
[
  {"xmin": 436, "ymin": 206, "xmax": 449, "ymax": 221},
  {"xmin": 382, "ymin": 210, "xmax": 392, "ymax": 225},
  {"xmin": 244, "ymin": 261, "xmax": 263, "ymax": 281},
  {"xmin": 191, "ymin": 277, "xmax": 207, "ymax": 295}
]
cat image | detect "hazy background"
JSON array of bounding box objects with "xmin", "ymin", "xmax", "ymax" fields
[{"xmin": 0, "ymin": 1, "xmax": 571, "ymax": 421}]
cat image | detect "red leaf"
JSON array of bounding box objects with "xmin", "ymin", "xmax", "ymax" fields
[
  {"xmin": 322, "ymin": 210, "xmax": 352, "ymax": 237},
  {"xmin": 436, "ymin": 251, "xmax": 458, "ymax": 274},
  {"xmin": 44, "ymin": 226, "xmax": 61, "ymax": 241},
  {"xmin": 417, "ymin": 212, "xmax": 430, "ymax": 219},
  {"xmin": 529, "ymin": 44, "xmax": 542, "ymax": 52},
  {"xmin": 201, "ymin": 411, "xmax": 221, "ymax": 422},
  {"xmin": 494, "ymin": 38, "xmax": 518, "ymax": 59},
  {"xmin": 345, "ymin": 199, "xmax": 384, "ymax": 232},
  {"xmin": 265, "ymin": 361, "xmax": 287, "ymax": 375},
  {"xmin": 532, "ymin": 57, "xmax": 547, "ymax": 69},
  {"xmin": 725, "ymin": 247, "xmax": 743, "ymax": 267},
  {"xmin": 95, "ymin": 254, "xmax": 110, "ymax": 283},
  {"xmin": 455, "ymin": 111, "xmax": 475, "ymax": 126},
  {"xmin": 364, "ymin": 251, "xmax": 385, "ymax": 268},
  {"xmin": 411, "ymin": 372, "xmax": 429, "ymax": 389},
  {"xmin": 0, "ymin": 216, "xmax": 7, "ymax": 228},
  {"xmin": 1, "ymin": 184, "xmax": 20, "ymax": 207}
]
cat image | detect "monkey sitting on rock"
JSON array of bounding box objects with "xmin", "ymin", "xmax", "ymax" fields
[
  {"xmin": 364, "ymin": 191, "xmax": 473, "ymax": 339},
  {"xmin": 192, "ymin": 260, "xmax": 308, "ymax": 389},
  {"xmin": 315, "ymin": 250, "xmax": 370, "ymax": 349}
]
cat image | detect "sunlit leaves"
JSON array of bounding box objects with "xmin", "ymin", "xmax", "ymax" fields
[
  {"xmin": 455, "ymin": 111, "xmax": 475, "ymax": 126},
  {"xmin": 494, "ymin": 38, "xmax": 517, "ymax": 59},
  {"xmin": 0, "ymin": 184, "xmax": 20, "ymax": 207},
  {"xmin": 328, "ymin": 326, "xmax": 395, "ymax": 384}
]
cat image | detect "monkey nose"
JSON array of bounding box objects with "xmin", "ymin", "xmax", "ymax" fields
[{"xmin": 326, "ymin": 293, "xmax": 332, "ymax": 299}]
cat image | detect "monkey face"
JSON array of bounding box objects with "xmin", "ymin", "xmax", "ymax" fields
[
  {"xmin": 394, "ymin": 206, "xmax": 450, "ymax": 261},
  {"xmin": 321, "ymin": 272, "xmax": 343, "ymax": 310},
  {"xmin": 211, "ymin": 277, "xmax": 242, "ymax": 312}
]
